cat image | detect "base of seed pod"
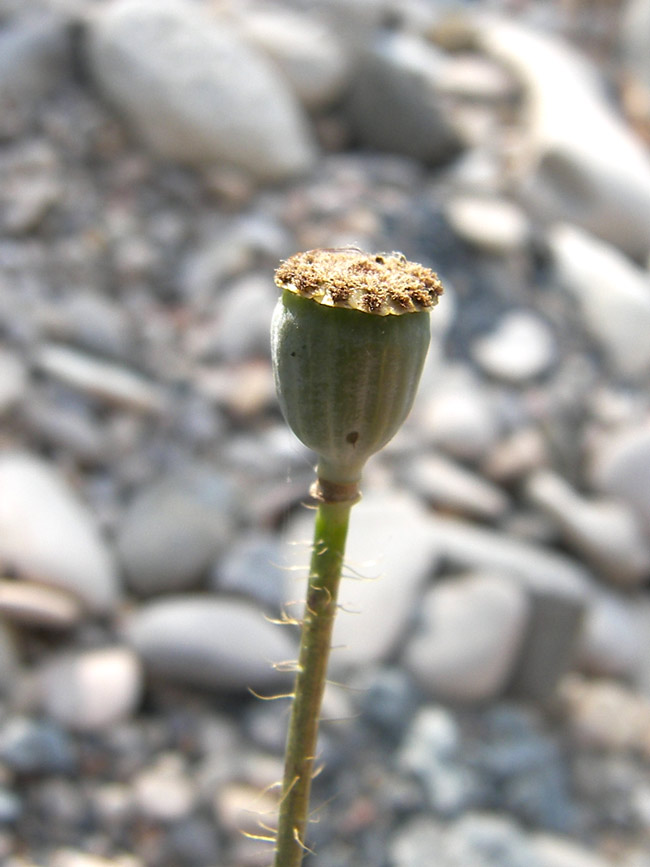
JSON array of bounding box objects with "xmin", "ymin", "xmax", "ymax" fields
[{"xmin": 310, "ymin": 477, "xmax": 361, "ymax": 505}]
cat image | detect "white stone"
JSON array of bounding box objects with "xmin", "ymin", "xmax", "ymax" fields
[
  {"xmin": 39, "ymin": 647, "xmax": 142, "ymax": 732},
  {"xmin": 476, "ymin": 17, "xmax": 650, "ymax": 258},
  {"xmin": 532, "ymin": 835, "xmax": 616, "ymax": 867},
  {"xmin": 526, "ymin": 470, "xmax": 650, "ymax": 586},
  {"xmin": 403, "ymin": 572, "xmax": 529, "ymax": 702},
  {"xmin": 87, "ymin": 0, "xmax": 315, "ymax": 182},
  {"xmin": 126, "ymin": 596, "xmax": 298, "ymax": 691},
  {"xmin": 0, "ymin": 453, "xmax": 119, "ymax": 612},
  {"xmin": 549, "ymin": 225, "xmax": 650, "ymax": 378},
  {"xmin": 282, "ymin": 491, "xmax": 440, "ymax": 673},
  {"xmin": 471, "ymin": 311, "xmax": 556, "ymax": 383},
  {"xmin": 133, "ymin": 755, "xmax": 196, "ymax": 822},
  {"xmin": 0, "ymin": 580, "xmax": 83, "ymax": 630},
  {"xmin": 446, "ymin": 196, "xmax": 530, "ymax": 254}
]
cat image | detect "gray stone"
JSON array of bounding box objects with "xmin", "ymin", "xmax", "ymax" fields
[
  {"xmin": 397, "ymin": 706, "xmax": 479, "ymax": 816},
  {"xmin": 419, "ymin": 366, "xmax": 502, "ymax": 461},
  {"xmin": 86, "ymin": 0, "xmax": 316, "ymax": 181},
  {"xmin": 477, "ymin": 17, "xmax": 650, "ymax": 258},
  {"xmin": 38, "ymin": 647, "xmax": 142, "ymax": 731},
  {"xmin": 236, "ymin": 6, "xmax": 349, "ymax": 110},
  {"xmin": 117, "ymin": 466, "xmax": 237, "ymax": 596},
  {"xmin": 403, "ymin": 573, "xmax": 529, "ymax": 703},
  {"xmin": 0, "ymin": 716, "xmax": 77, "ymax": 775},
  {"xmin": 621, "ymin": 0, "xmax": 650, "ymax": 103},
  {"xmin": 126, "ymin": 595, "xmax": 297, "ymax": 691},
  {"xmin": 35, "ymin": 343, "xmax": 167, "ymax": 413},
  {"xmin": 346, "ymin": 31, "xmax": 463, "ymax": 165},
  {"xmin": 549, "ymin": 225, "xmax": 650, "ymax": 379},
  {"xmin": 0, "ymin": 139, "xmax": 62, "ymax": 234},
  {"xmin": 281, "ymin": 491, "xmax": 440, "ymax": 673},
  {"xmin": 578, "ymin": 592, "xmax": 647, "ymax": 679},
  {"xmin": 0, "ymin": 347, "xmax": 26, "ymax": 413},
  {"xmin": 526, "ymin": 470, "xmax": 650, "ymax": 586},
  {"xmin": 0, "ymin": 453, "xmax": 119, "ymax": 612},
  {"xmin": 0, "ymin": 13, "xmax": 69, "ymax": 137},
  {"xmin": 590, "ymin": 423, "xmax": 650, "ymax": 536},
  {"xmin": 400, "ymin": 453, "xmax": 510, "ymax": 521},
  {"xmin": 445, "ymin": 813, "xmax": 543, "ymax": 867},
  {"xmin": 211, "ymin": 531, "xmax": 285, "ymax": 612}
]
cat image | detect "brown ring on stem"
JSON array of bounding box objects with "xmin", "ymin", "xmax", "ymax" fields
[{"xmin": 309, "ymin": 478, "xmax": 361, "ymax": 505}]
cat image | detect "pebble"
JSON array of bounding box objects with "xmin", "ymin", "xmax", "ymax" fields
[
  {"xmin": 235, "ymin": 5, "xmax": 349, "ymax": 110},
  {"xmin": 403, "ymin": 573, "xmax": 529, "ymax": 703},
  {"xmin": 578, "ymin": 592, "xmax": 647, "ymax": 679},
  {"xmin": 477, "ymin": 17, "xmax": 650, "ymax": 258},
  {"xmin": 397, "ymin": 706, "xmax": 478, "ymax": 816},
  {"xmin": 35, "ymin": 343, "xmax": 167, "ymax": 413},
  {"xmin": 0, "ymin": 579, "xmax": 83, "ymax": 630},
  {"xmin": 50, "ymin": 853, "xmax": 143, "ymax": 867},
  {"xmin": 211, "ymin": 531, "xmax": 286, "ymax": 612},
  {"xmin": 346, "ymin": 30, "xmax": 462, "ymax": 165},
  {"xmin": 281, "ymin": 491, "xmax": 440, "ymax": 674},
  {"xmin": 116, "ymin": 465, "xmax": 237, "ymax": 596},
  {"xmin": 419, "ymin": 366, "xmax": 502, "ymax": 461},
  {"xmin": 38, "ymin": 647, "xmax": 142, "ymax": 731},
  {"xmin": 532, "ymin": 834, "xmax": 615, "ymax": 867},
  {"xmin": 471, "ymin": 311, "xmax": 556, "ymax": 383},
  {"xmin": 0, "ymin": 138, "xmax": 62, "ymax": 234},
  {"xmin": 559, "ymin": 675, "xmax": 650, "ymax": 756},
  {"xmin": 549, "ymin": 225, "xmax": 650, "ymax": 378},
  {"xmin": 125, "ymin": 595, "xmax": 298, "ymax": 692},
  {"xmin": 0, "ymin": 453, "xmax": 119, "ymax": 612},
  {"xmin": 400, "ymin": 453, "xmax": 510, "ymax": 521},
  {"xmin": 446, "ymin": 196, "xmax": 530, "ymax": 254},
  {"xmin": 86, "ymin": 0, "xmax": 316, "ymax": 181},
  {"xmin": 0, "ymin": 347, "xmax": 25, "ymax": 413},
  {"xmin": 0, "ymin": 12, "xmax": 69, "ymax": 138},
  {"xmin": 133, "ymin": 754, "xmax": 196, "ymax": 822},
  {"xmin": 590, "ymin": 422, "xmax": 650, "ymax": 536},
  {"xmin": 526, "ymin": 470, "xmax": 650, "ymax": 586},
  {"xmin": 0, "ymin": 716, "xmax": 77, "ymax": 775}
]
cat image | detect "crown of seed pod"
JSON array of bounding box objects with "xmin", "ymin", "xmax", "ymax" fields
[{"xmin": 271, "ymin": 248, "xmax": 443, "ymax": 495}]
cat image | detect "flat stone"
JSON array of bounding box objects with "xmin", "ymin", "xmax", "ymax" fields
[
  {"xmin": 116, "ymin": 466, "xmax": 237, "ymax": 596},
  {"xmin": 86, "ymin": 0, "xmax": 316, "ymax": 181},
  {"xmin": 235, "ymin": 6, "xmax": 348, "ymax": 110},
  {"xmin": 526, "ymin": 470, "xmax": 650, "ymax": 586},
  {"xmin": 400, "ymin": 453, "xmax": 510, "ymax": 521},
  {"xmin": 38, "ymin": 647, "xmax": 142, "ymax": 731},
  {"xmin": 549, "ymin": 225, "xmax": 650, "ymax": 379},
  {"xmin": 0, "ymin": 580, "xmax": 83, "ymax": 629},
  {"xmin": 35, "ymin": 343, "xmax": 167, "ymax": 413},
  {"xmin": 281, "ymin": 491, "xmax": 440, "ymax": 674},
  {"xmin": 471, "ymin": 311, "xmax": 556, "ymax": 383},
  {"xmin": 346, "ymin": 30, "xmax": 462, "ymax": 165},
  {"xmin": 590, "ymin": 423, "xmax": 650, "ymax": 536},
  {"xmin": 403, "ymin": 573, "xmax": 529, "ymax": 703},
  {"xmin": 0, "ymin": 453, "xmax": 119, "ymax": 613},
  {"xmin": 446, "ymin": 196, "xmax": 530, "ymax": 254},
  {"xmin": 532, "ymin": 836, "xmax": 615, "ymax": 867},
  {"xmin": 126, "ymin": 595, "xmax": 297, "ymax": 692},
  {"xmin": 0, "ymin": 347, "xmax": 26, "ymax": 412}
]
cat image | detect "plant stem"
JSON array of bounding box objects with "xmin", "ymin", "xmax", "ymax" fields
[{"xmin": 273, "ymin": 498, "xmax": 353, "ymax": 867}]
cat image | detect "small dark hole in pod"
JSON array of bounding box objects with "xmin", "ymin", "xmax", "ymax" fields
[{"xmin": 346, "ymin": 431, "xmax": 359, "ymax": 446}]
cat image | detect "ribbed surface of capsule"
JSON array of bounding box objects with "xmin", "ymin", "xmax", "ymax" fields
[{"xmin": 271, "ymin": 270, "xmax": 435, "ymax": 484}]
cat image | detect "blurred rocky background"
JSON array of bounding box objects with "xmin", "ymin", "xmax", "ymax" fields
[{"xmin": 1, "ymin": 0, "xmax": 650, "ymax": 865}]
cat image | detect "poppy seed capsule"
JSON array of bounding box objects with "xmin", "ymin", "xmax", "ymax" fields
[{"xmin": 271, "ymin": 248, "xmax": 443, "ymax": 489}]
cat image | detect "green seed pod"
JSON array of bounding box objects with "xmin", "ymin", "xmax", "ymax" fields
[{"xmin": 271, "ymin": 248, "xmax": 443, "ymax": 492}]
